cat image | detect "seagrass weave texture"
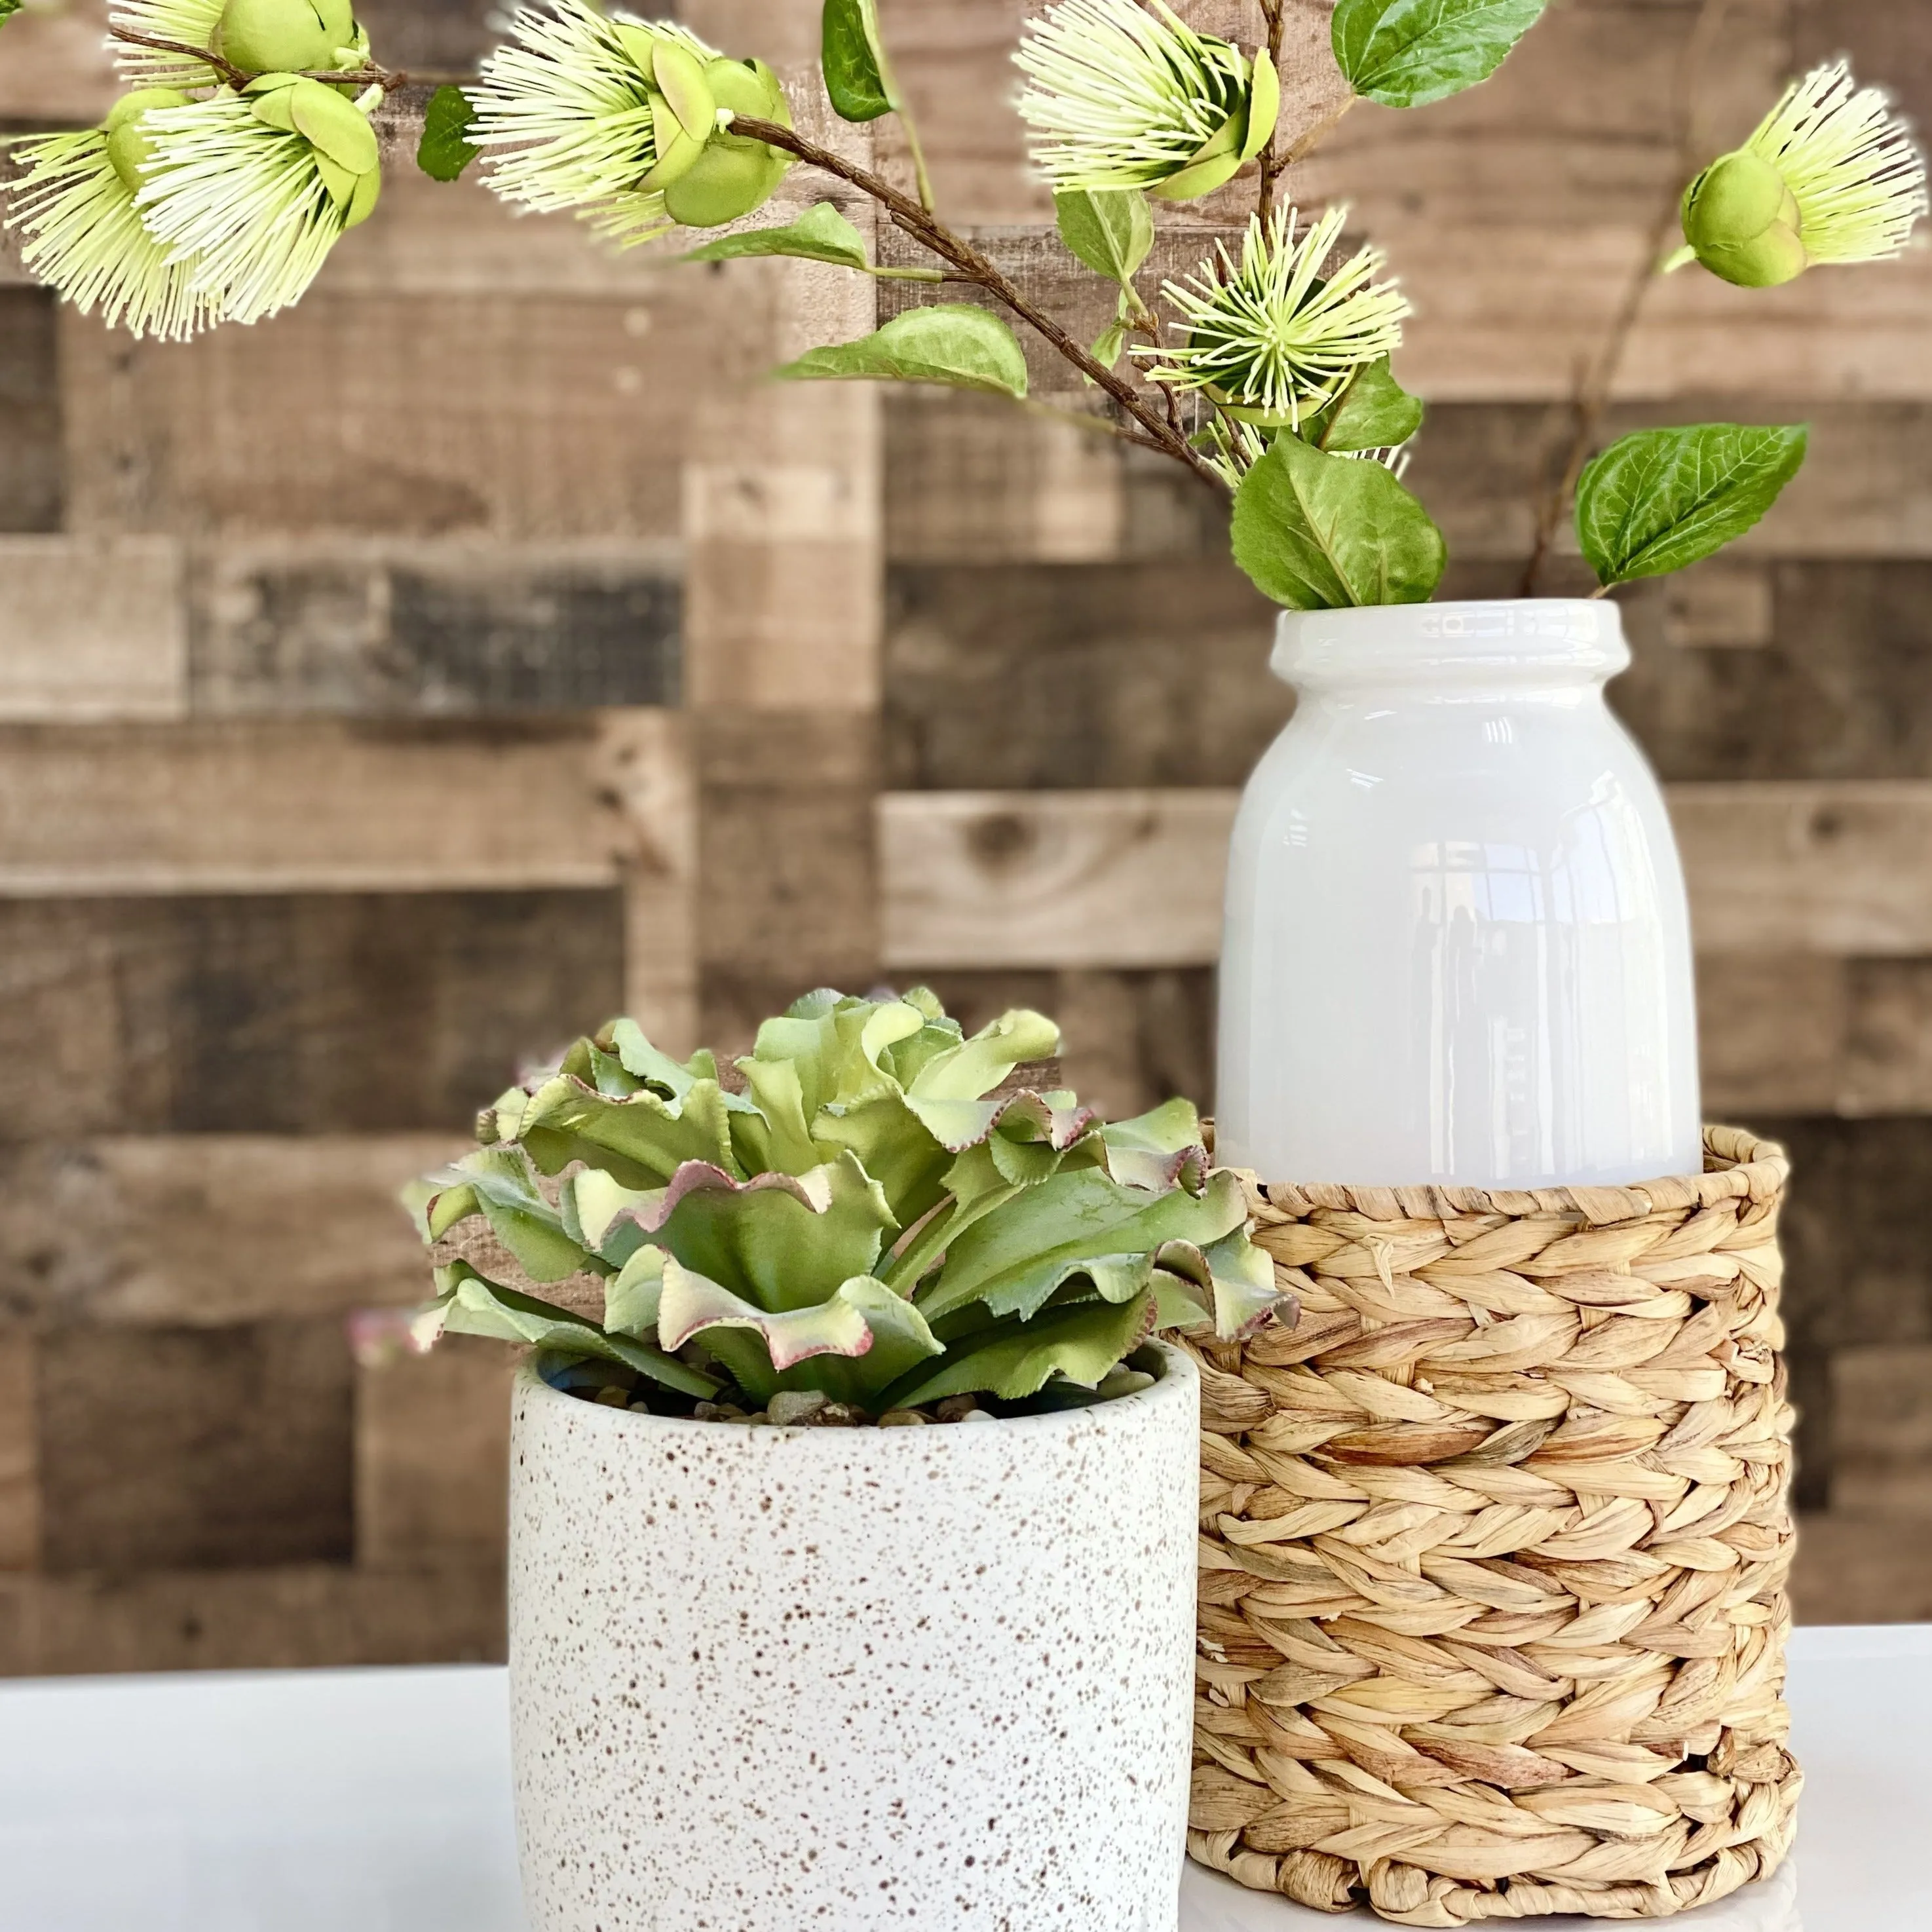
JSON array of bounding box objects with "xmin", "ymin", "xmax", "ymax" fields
[{"xmin": 1187, "ymin": 1127, "xmax": 1798, "ymax": 1926}]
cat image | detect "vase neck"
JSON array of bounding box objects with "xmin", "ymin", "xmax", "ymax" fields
[{"xmin": 1272, "ymin": 599, "xmax": 1629, "ymax": 695}]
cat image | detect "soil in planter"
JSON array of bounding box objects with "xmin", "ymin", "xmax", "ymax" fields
[{"xmin": 543, "ymin": 1354, "xmax": 1162, "ymax": 1427}]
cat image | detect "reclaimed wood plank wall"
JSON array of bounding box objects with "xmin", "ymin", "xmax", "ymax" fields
[{"xmin": 0, "ymin": 0, "xmax": 1927, "ymax": 1669}]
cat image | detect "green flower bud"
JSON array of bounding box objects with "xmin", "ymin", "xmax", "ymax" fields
[
  {"xmin": 104, "ymin": 87, "xmax": 192, "ymax": 194},
  {"xmin": 1680, "ymin": 149, "xmax": 1806, "ymax": 288},
  {"xmin": 219, "ymin": 0, "xmax": 358, "ymax": 77},
  {"xmin": 662, "ymin": 58, "xmax": 793, "ymax": 229},
  {"xmin": 246, "ymin": 75, "xmax": 381, "ymax": 226}
]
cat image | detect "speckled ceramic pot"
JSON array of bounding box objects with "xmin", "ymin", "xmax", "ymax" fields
[{"xmin": 507, "ymin": 1343, "xmax": 1200, "ymax": 1932}]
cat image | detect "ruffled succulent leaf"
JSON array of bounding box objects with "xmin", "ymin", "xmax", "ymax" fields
[
  {"xmin": 1150, "ymin": 1229, "xmax": 1290, "ymax": 1339},
  {"xmin": 1576, "ymin": 424, "xmax": 1808, "ymax": 589},
  {"xmin": 1094, "ymin": 1097, "xmax": 1209, "ymax": 1192},
  {"xmin": 574, "ymin": 1154, "xmax": 899, "ymax": 1312},
  {"xmin": 1232, "ymin": 432, "xmax": 1446, "ymax": 609},
  {"xmin": 750, "ymin": 990, "xmax": 924, "ymax": 1117},
  {"xmin": 415, "ymin": 1146, "xmax": 597, "ymax": 1284},
  {"xmin": 917, "ymin": 1165, "xmax": 1250, "ymax": 1324},
  {"xmin": 1300, "ymin": 356, "xmax": 1425, "ymax": 454},
  {"xmin": 1054, "ymin": 187, "xmax": 1154, "ymax": 289},
  {"xmin": 1333, "ymin": 0, "xmax": 1550, "ymax": 111},
  {"xmin": 657, "ymin": 1259, "xmax": 941, "ymax": 1403},
  {"xmin": 821, "ymin": 0, "xmax": 897, "ymax": 123},
  {"xmin": 778, "ymin": 306, "xmax": 1030, "ymax": 400},
  {"xmin": 418, "ymin": 1261, "xmax": 717, "ymax": 1395},
  {"xmin": 493, "ymin": 1061, "xmax": 744, "ymax": 1187},
  {"xmin": 905, "ymin": 1007, "xmax": 1061, "ymax": 1103},
  {"xmin": 601, "ymin": 1241, "xmax": 668, "ymax": 1340},
  {"xmin": 882, "ymin": 1289, "xmax": 1157, "ymax": 1409},
  {"xmin": 418, "ymin": 84, "xmax": 482, "ymax": 183}
]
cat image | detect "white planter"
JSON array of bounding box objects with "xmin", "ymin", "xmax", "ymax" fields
[
  {"xmin": 508, "ymin": 1344, "xmax": 1200, "ymax": 1932},
  {"xmin": 1217, "ymin": 599, "xmax": 1701, "ymax": 1188}
]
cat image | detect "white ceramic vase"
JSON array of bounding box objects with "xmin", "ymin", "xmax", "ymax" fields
[
  {"xmin": 1217, "ymin": 599, "xmax": 1702, "ymax": 1189},
  {"xmin": 507, "ymin": 1344, "xmax": 1201, "ymax": 1932}
]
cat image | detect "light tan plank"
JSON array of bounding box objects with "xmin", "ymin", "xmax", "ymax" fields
[
  {"xmin": 0, "ymin": 538, "xmax": 186, "ymax": 721},
  {"xmin": 0, "ymin": 1135, "xmax": 461, "ymax": 1327},
  {"xmin": 0, "ymin": 713, "xmax": 681, "ymax": 894},
  {"xmin": 881, "ymin": 783, "xmax": 1932, "ymax": 970}
]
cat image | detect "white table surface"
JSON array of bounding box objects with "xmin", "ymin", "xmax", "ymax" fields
[{"xmin": 0, "ymin": 1625, "xmax": 1923, "ymax": 1931}]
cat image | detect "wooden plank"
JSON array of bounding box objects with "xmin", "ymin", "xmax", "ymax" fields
[
  {"xmin": 1790, "ymin": 1513, "xmax": 1932, "ymax": 1626},
  {"xmin": 1831, "ymin": 1343, "xmax": 1932, "ymax": 1520},
  {"xmin": 881, "ymin": 782, "xmax": 1932, "ymax": 969},
  {"xmin": 37, "ymin": 1319, "xmax": 354, "ymax": 1574},
  {"xmin": 56, "ymin": 290, "xmax": 768, "ymax": 542},
  {"xmin": 884, "ymin": 557, "xmax": 1285, "ymax": 789},
  {"xmin": 0, "ymin": 290, "xmax": 62, "ymax": 534},
  {"xmin": 0, "ymin": 893, "xmax": 622, "ymax": 1138},
  {"xmin": 354, "ymin": 1333, "xmax": 515, "ymax": 1572},
  {"xmin": 0, "ymin": 0, "xmax": 114, "ymax": 126},
  {"xmin": 0, "ymin": 715, "xmax": 673, "ymax": 894},
  {"xmin": 0, "ymin": 538, "xmax": 185, "ymax": 720},
  {"xmin": 191, "ymin": 539, "xmax": 679, "ymax": 717},
  {"xmin": 0, "ymin": 1335, "xmax": 35, "ymax": 1574},
  {"xmin": 0, "ymin": 1135, "xmax": 460, "ymax": 1326},
  {"xmin": 0, "ymin": 1561, "xmax": 507, "ymax": 1675},
  {"xmin": 603, "ymin": 710, "xmax": 701, "ymax": 1057}
]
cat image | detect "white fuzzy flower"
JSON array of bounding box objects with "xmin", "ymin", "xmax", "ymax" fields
[
  {"xmin": 1015, "ymin": 0, "xmax": 1276, "ymax": 201},
  {"xmin": 109, "ymin": 0, "xmax": 228, "ymax": 91},
  {"xmin": 1139, "ymin": 206, "xmax": 1409, "ymax": 428},
  {"xmin": 1678, "ymin": 61, "xmax": 1927, "ymax": 287},
  {"xmin": 6, "ymin": 121, "xmax": 218, "ymax": 341}
]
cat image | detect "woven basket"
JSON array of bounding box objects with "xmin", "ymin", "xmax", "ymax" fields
[{"xmin": 1186, "ymin": 1126, "xmax": 1799, "ymax": 1927}]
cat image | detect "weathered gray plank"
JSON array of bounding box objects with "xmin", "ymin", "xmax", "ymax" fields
[
  {"xmin": 0, "ymin": 1335, "xmax": 33, "ymax": 1572},
  {"xmin": 0, "ymin": 891, "xmax": 622, "ymax": 1137},
  {"xmin": 191, "ymin": 540, "xmax": 680, "ymax": 717},
  {"xmin": 0, "ymin": 715, "xmax": 668, "ymax": 893},
  {"xmin": 0, "ymin": 1135, "xmax": 460, "ymax": 1326},
  {"xmin": 37, "ymin": 1319, "xmax": 355, "ymax": 1574},
  {"xmin": 0, "ymin": 291, "xmax": 62, "ymax": 534}
]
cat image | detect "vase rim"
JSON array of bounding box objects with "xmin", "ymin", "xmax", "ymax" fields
[{"xmin": 1272, "ymin": 597, "xmax": 1630, "ymax": 689}]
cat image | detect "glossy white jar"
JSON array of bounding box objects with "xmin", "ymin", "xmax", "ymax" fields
[{"xmin": 1216, "ymin": 599, "xmax": 1701, "ymax": 1189}]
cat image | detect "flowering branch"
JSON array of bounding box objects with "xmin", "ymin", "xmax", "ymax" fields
[
  {"xmin": 730, "ymin": 114, "xmax": 1222, "ymax": 486},
  {"xmin": 105, "ymin": 25, "xmax": 409, "ymax": 95}
]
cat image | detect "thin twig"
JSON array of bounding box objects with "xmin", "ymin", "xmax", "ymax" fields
[
  {"xmin": 1519, "ymin": 0, "xmax": 1729, "ymax": 596},
  {"xmin": 732, "ymin": 115, "xmax": 1224, "ymax": 486},
  {"xmin": 107, "ymin": 26, "xmax": 425, "ymax": 94},
  {"xmin": 1257, "ymin": 1, "xmax": 1288, "ymax": 218}
]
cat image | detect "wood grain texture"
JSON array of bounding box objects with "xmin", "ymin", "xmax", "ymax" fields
[
  {"xmin": 0, "ymin": 1136, "xmax": 459, "ymax": 1327},
  {"xmin": 0, "ymin": 1336, "xmax": 35, "ymax": 1573},
  {"xmin": 0, "ymin": 716, "xmax": 670, "ymax": 894},
  {"xmin": 0, "ymin": 1561, "xmax": 506, "ymax": 1676},
  {"xmin": 1831, "ymin": 1343, "xmax": 1932, "ymax": 1518},
  {"xmin": 0, "ymin": 538, "xmax": 185, "ymax": 720},
  {"xmin": 37, "ymin": 1319, "xmax": 355, "ymax": 1574},
  {"xmin": 0, "ymin": 292, "xmax": 62, "ymax": 535},
  {"xmin": 0, "ymin": 892, "xmax": 622, "ymax": 1138}
]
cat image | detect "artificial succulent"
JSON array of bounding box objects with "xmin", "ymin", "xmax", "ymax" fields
[{"xmin": 407, "ymin": 987, "xmax": 1287, "ymax": 1414}]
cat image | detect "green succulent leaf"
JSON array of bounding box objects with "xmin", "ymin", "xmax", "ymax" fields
[
  {"xmin": 777, "ymin": 305, "xmax": 1030, "ymax": 400},
  {"xmin": 419, "ymin": 1262, "xmax": 716, "ymax": 1396},
  {"xmin": 1232, "ymin": 434, "xmax": 1447, "ymax": 609},
  {"xmin": 683, "ymin": 201, "xmax": 871, "ymax": 271},
  {"xmin": 657, "ymin": 1259, "xmax": 941, "ymax": 1403},
  {"xmin": 1152, "ymin": 1230, "xmax": 1289, "ymax": 1339},
  {"xmin": 1575, "ymin": 423, "xmax": 1808, "ymax": 589},
  {"xmin": 1333, "ymin": 0, "xmax": 1551, "ymax": 109},
  {"xmin": 1054, "ymin": 187, "xmax": 1154, "ymax": 289},
  {"xmin": 822, "ymin": 0, "xmax": 897, "ymax": 121},
  {"xmin": 602, "ymin": 1243, "xmax": 668, "ymax": 1340},
  {"xmin": 0, "ymin": 0, "xmax": 27, "ymax": 29},
  {"xmin": 919, "ymin": 1167, "xmax": 1250, "ymax": 1325},
  {"xmin": 417, "ymin": 83, "xmax": 482, "ymax": 182},
  {"xmin": 416, "ymin": 1148, "xmax": 596, "ymax": 1285},
  {"xmin": 884, "ymin": 1290, "xmax": 1158, "ymax": 1409},
  {"xmin": 907, "ymin": 1007, "xmax": 1061, "ymax": 1103},
  {"xmin": 1302, "ymin": 357, "xmax": 1425, "ymax": 453},
  {"xmin": 493, "ymin": 1060, "xmax": 744, "ymax": 1188},
  {"xmin": 1097, "ymin": 1097, "xmax": 1210, "ymax": 1193}
]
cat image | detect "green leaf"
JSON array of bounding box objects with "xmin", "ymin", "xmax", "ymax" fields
[
  {"xmin": 883, "ymin": 1291, "xmax": 1157, "ymax": 1409},
  {"xmin": 822, "ymin": 0, "xmax": 896, "ymax": 122},
  {"xmin": 683, "ymin": 202, "xmax": 872, "ymax": 271},
  {"xmin": 918, "ymin": 1167, "xmax": 1251, "ymax": 1325},
  {"xmin": 1333, "ymin": 0, "xmax": 1550, "ymax": 109},
  {"xmin": 776, "ymin": 305, "xmax": 1029, "ymax": 399},
  {"xmin": 1303, "ymin": 358, "xmax": 1425, "ymax": 453},
  {"xmin": 417, "ymin": 1148, "xmax": 596, "ymax": 1285},
  {"xmin": 417, "ymin": 84, "xmax": 481, "ymax": 183},
  {"xmin": 1054, "ymin": 188, "xmax": 1154, "ymax": 288},
  {"xmin": 0, "ymin": 0, "xmax": 24, "ymax": 28},
  {"xmin": 1096, "ymin": 1098, "xmax": 1209, "ymax": 1192},
  {"xmin": 1232, "ymin": 434, "xmax": 1447, "ymax": 609},
  {"xmin": 1151, "ymin": 1231, "xmax": 1289, "ymax": 1340},
  {"xmin": 1575, "ymin": 423, "xmax": 1808, "ymax": 589},
  {"xmin": 418, "ymin": 1262, "xmax": 717, "ymax": 1397}
]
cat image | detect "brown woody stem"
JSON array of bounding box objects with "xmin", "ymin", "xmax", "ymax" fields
[
  {"xmin": 730, "ymin": 115, "xmax": 1222, "ymax": 487},
  {"xmin": 107, "ymin": 26, "xmax": 414, "ymax": 94}
]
